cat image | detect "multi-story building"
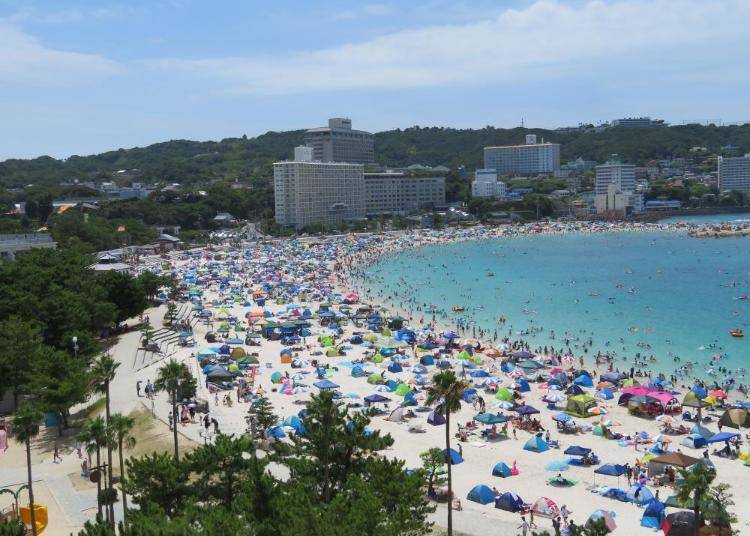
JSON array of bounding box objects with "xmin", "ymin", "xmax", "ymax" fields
[
  {"xmin": 595, "ymin": 160, "xmax": 636, "ymax": 195},
  {"xmin": 483, "ymin": 135, "xmax": 560, "ymax": 176},
  {"xmin": 304, "ymin": 118, "xmax": 375, "ymax": 164},
  {"xmin": 364, "ymin": 172, "xmax": 445, "ymax": 216},
  {"xmin": 594, "ymin": 183, "xmax": 643, "ymax": 215},
  {"xmin": 471, "ymin": 169, "xmax": 507, "ymax": 199},
  {"xmin": 611, "ymin": 117, "xmax": 667, "ymax": 128},
  {"xmin": 274, "ymin": 147, "xmax": 365, "ymax": 229},
  {"xmin": 718, "ymin": 154, "xmax": 750, "ymax": 193}
]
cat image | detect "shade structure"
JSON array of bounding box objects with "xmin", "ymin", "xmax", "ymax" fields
[
  {"xmin": 649, "ymin": 452, "xmax": 700, "ymax": 468},
  {"xmin": 523, "ymin": 435, "xmax": 550, "ymax": 453},
  {"xmin": 313, "ymin": 379, "xmax": 340, "ymax": 390},
  {"xmin": 474, "ymin": 412, "xmax": 509, "ymax": 425},
  {"xmin": 492, "ymin": 462, "xmax": 512, "ymax": 478},
  {"xmin": 679, "ymin": 434, "xmax": 707, "ymax": 449},
  {"xmin": 495, "ymin": 387, "xmax": 513, "ymax": 402},
  {"xmin": 467, "ymin": 485, "xmax": 496, "ymax": 505},
  {"xmin": 706, "ymin": 431, "xmax": 740, "ymax": 444},
  {"xmin": 427, "ymin": 410, "xmax": 446, "ymax": 426},
  {"xmin": 640, "ymin": 500, "xmax": 665, "ymax": 529},
  {"xmin": 531, "ymin": 497, "xmax": 559, "ymax": 518},
  {"xmin": 495, "ymin": 492, "xmax": 525, "ymax": 512},
  {"xmin": 516, "ymin": 404, "xmax": 540, "ymax": 416},
  {"xmin": 663, "ymin": 511, "xmax": 696, "ymax": 536},
  {"xmin": 719, "ymin": 408, "xmax": 750, "ymax": 429},
  {"xmin": 564, "ymin": 445, "xmax": 591, "ymax": 457},
  {"xmin": 626, "ymin": 483, "xmax": 654, "ymax": 505},
  {"xmin": 594, "ymin": 464, "xmax": 627, "ymax": 477},
  {"xmin": 442, "ymin": 448, "xmax": 464, "ymax": 465},
  {"xmin": 364, "ymin": 394, "xmax": 390, "ymax": 404}
]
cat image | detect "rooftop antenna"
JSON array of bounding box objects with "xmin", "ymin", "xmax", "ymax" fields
[{"xmin": 521, "ymin": 118, "xmax": 525, "ymax": 128}]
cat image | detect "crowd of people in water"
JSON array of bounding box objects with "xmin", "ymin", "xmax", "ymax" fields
[{"xmin": 334, "ymin": 222, "xmax": 747, "ymax": 396}]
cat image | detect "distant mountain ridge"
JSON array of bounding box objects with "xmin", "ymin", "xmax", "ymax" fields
[{"xmin": 2, "ymin": 124, "xmax": 749, "ymax": 189}]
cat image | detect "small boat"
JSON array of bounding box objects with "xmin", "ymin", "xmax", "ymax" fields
[
  {"xmin": 487, "ymin": 272, "xmax": 495, "ymax": 277},
  {"xmin": 452, "ymin": 306, "xmax": 465, "ymax": 313},
  {"xmin": 729, "ymin": 329, "xmax": 744, "ymax": 338},
  {"xmin": 735, "ymin": 296, "xmax": 750, "ymax": 300}
]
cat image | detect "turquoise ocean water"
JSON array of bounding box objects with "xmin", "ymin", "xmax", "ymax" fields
[{"xmin": 362, "ymin": 215, "xmax": 750, "ymax": 380}]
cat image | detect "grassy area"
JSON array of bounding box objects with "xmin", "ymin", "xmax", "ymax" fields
[{"xmin": 125, "ymin": 407, "xmax": 196, "ymax": 459}]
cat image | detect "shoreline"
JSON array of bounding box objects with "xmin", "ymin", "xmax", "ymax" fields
[{"xmin": 332, "ymin": 221, "xmax": 748, "ymax": 396}]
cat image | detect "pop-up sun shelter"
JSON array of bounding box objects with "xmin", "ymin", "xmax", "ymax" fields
[
  {"xmin": 565, "ymin": 394, "xmax": 597, "ymax": 417},
  {"xmin": 495, "ymin": 492, "xmax": 525, "ymax": 512},
  {"xmin": 467, "ymin": 485, "xmax": 496, "ymax": 505}
]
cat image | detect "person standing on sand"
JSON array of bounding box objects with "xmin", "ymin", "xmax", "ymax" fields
[
  {"xmin": 0, "ymin": 423, "xmax": 8, "ymax": 452},
  {"xmin": 518, "ymin": 515, "xmax": 531, "ymax": 536},
  {"xmin": 53, "ymin": 443, "xmax": 62, "ymax": 464},
  {"xmin": 137, "ymin": 380, "xmax": 143, "ymax": 397}
]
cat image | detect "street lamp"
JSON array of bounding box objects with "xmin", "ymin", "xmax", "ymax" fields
[{"xmin": 72, "ymin": 336, "xmax": 79, "ymax": 357}]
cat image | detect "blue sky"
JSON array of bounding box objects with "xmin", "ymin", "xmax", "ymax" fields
[{"xmin": 1, "ymin": 0, "xmax": 749, "ymax": 160}]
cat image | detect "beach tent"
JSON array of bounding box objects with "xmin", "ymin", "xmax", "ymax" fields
[
  {"xmin": 427, "ymin": 411, "xmax": 446, "ymax": 426},
  {"xmin": 442, "ymin": 448, "xmax": 464, "ymax": 465},
  {"xmin": 565, "ymin": 394, "xmax": 597, "ymax": 417},
  {"xmin": 594, "ymin": 464, "xmax": 627, "ymax": 480},
  {"xmin": 495, "ymin": 387, "xmax": 513, "ymax": 402},
  {"xmin": 206, "ymin": 367, "xmax": 234, "ymax": 382},
  {"xmin": 230, "ymin": 347, "xmax": 246, "ymax": 359},
  {"xmin": 351, "ymin": 366, "xmax": 368, "ymax": 378},
  {"xmin": 565, "ymin": 384, "xmax": 586, "ymax": 396},
  {"xmin": 587, "ymin": 510, "xmax": 616, "ymax": 533},
  {"xmin": 395, "ymin": 383, "xmax": 412, "ymax": 396},
  {"xmin": 420, "ymin": 355, "xmax": 435, "ymax": 366},
  {"xmin": 492, "ymin": 462, "xmax": 512, "ymax": 478},
  {"xmin": 513, "ymin": 379, "xmax": 531, "ymax": 392},
  {"xmin": 719, "ymin": 408, "xmax": 750, "ymax": 429},
  {"xmin": 690, "ymin": 423, "xmax": 713, "ymax": 439},
  {"xmin": 596, "ymin": 388, "xmax": 614, "ymax": 400},
  {"xmin": 531, "ymin": 497, "xmax": 560, "ymax": 519},
  {"xmin": 467, "ymin": 485, "xmax": 496, "ymax": 505},
  {"xmin": 640, "ymin": 501, "xmax": 665, "ymax": 529},
  {"xmin": 511, "ymin": 350, "xmax": 535, "ymax": 360},
  {"xmin": 574, "ymin": 374, "xmax": 594, "ymax": 388},
  {"xmin": 680, "ymin": 434, "xmax": 707, "ymax": 449},
  {"xmin": 626, "ymin": 483, "xmax": 654, "ymax": 505},
  {"xmin": 523, "ymin": 435, "xmax": 550, "ymax": 453},
  {"xmin": 564, "ymin": 445, "xmax": 591, "ymax": 457},
  {"xmin": 662, "ymin": 511, "xmax": 696, "ymax": 536},
  {"xmin": 388, "ymin": 361, "xmax": 403, "ymax": 373},
  {"xmin": 367, "ymin": 373, "xmax": 382, "ymax": 385},
  {"xmin": 682, "ymin": 391, "xmax": 709, "ymax": 410},
  {"xmin": 495, "ymin": 492, "xmax": 525, "ymax": 512},
  {"xmin": 387, "ymin": 407, "xmax": 406, "ymax": 422}
]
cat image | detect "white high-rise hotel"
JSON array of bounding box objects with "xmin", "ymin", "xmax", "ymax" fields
[
  {"xmin": 718, "ymin": 154, "xmax": 750, "ymax": 193},
  {"xmin": 274, "ymin": 146, "xmax": 365, "ymax": 230},
  {"xmin": 483, "ymin": 134, "xmax": 560, "ymax": 175},
  {"xmin": 595, "ymin": 160, "xmax": 636, "ymax": 195}
]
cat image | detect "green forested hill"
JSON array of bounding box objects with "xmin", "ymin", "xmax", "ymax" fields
[{"xmin": 1, "ymin": 124, "xmax": 749, "ymax": 189}]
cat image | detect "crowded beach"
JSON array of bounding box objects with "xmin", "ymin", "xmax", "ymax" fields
[{"xmin": 108, "ymin": 221, "xmax": 750, "ymax": 535}]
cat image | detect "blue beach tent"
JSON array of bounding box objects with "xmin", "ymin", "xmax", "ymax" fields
[
  {"xmin": 564, "ymin": 445, "xmax": 591, "ymax": 457},
  {"xmin": 467, "ymin": 485, "xmax": 496, "ymax": 505},
  {"xmin": 523, "ymin": 435, "xmax": 550, "ymax": 453},
  {"xmin": 313, "ymin": 379, "xmax": 340, "ymax": 390},
  {"xmin": 387, "ymin": 361, "xmax": 403, "ymax": 373},
  {"xmin": 626, "ymin": 483, "xmax": 654, "ymax": 505},
  {"xmin": 641, "ymin": 501, "xmax": 665, "ymax": 529},
  {"xmin": 427, "ymin": 411, "xmax": 446, "ymax": 426},
  {"xmin": 574, "ymin": 374, "xmax": 594, "ymax": 388},
  {"xmin": 442, "ymin": 448, "xmax": 464, "ymax": 465},
  {"xmin": 680, "ymin": 433, "xmax": 707, "ymax": 449},
  {"xmin": 492, "ymin": 462, "xmax": 512, "ymax": 478},
  {"xmin": 495, "ymin": 492, "xmax": 525, "ymax": 512},
  {"xmin": 594, "ymin": 464, "xmax": 627, "ymax": 477}
]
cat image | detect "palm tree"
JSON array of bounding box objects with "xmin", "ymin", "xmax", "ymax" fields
[
  {"xmin": 109, "ymin": 413, "xmax": 136, "ymax": 526},
  {"xmin": 77, "ymin": 417, "xmax": 109, "ymax": 521},
  {"xmin": 10, "ymin": 403, "xmax": 42, "ymax": 536},
  {"xmin": 155, "ymin": 359, "xmax": 192, "ymax": 460},
  {"xmin": 90, "ymin": 354, "xmax": 119, "ymax": 525},
  {"xmin": 425, "ymin": 370, "xmax": 468, "ymax": 536},
  {"xmin": 675, "ymin": 463, "xmax": 715, "ymax": 536}
]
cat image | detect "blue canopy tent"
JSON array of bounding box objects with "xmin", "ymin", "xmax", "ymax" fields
[
  {"xmin": 467, "ymin": 485, "xmax": 496, "ymax": 505},
  {"xmin": 641, "ymin": 500, "xmax": 665, "ymax": 529},
  {"xmin": 516, "ymin": 405, "xmax": 540, "ymax": 416},
  {"xmin": 495, "ymin": 492, "xmax": 525, "ymax": 512},
  {"xmin": 594, "ymin": 464, "xmax": 627, "ymax": 487},
  {"xmin": 314, "ymin": 379, "xmax": 340, "ymax": 390},
  {"xmin": 492, "ymin": 462, "xmax": 512, "ymax": 478},
  {"xmin": 364, "ymin": 394, "xmax": 391, "ymax": 404},
  {"xmin": 523, "ymin": 435, "xmax": 550, "ymax": 453},
  {"xmin": 474, "ymin": 413, "xmax": 510, "ymax": 425},
  {"xmin": 564, "ymin": 445, "xmax": 591, "ymax": 457},
  {"xmin": 596, "ymin": 388, "xmax": 614, "ymax": 400},
  {"xmin": 442, "ymin": 448, "xmax": 464, "ymax": 465}
]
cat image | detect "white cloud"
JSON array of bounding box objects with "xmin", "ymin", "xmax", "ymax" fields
[
  {"xmin": 0, "ymin": 22, "xmax": 121, "ymax": 87},
  {"xmin": 149, "ymin": 0, "xmax": 750, "ymax": 94}
]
